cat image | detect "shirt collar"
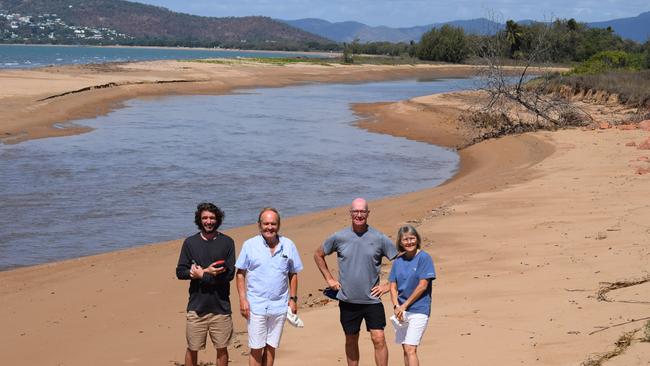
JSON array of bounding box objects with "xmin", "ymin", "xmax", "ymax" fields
[{"xmin": 261, "ymin": 235, "xmax": 284, "ymax": 256}]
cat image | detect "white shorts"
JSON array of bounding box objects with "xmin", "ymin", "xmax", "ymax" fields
[
  {"xmin": 393, "ymin": 312, "xmax": 429, "ymax": 346},
  {"xmin": 247, "ymin": 312, "xmax": 287, "ymax": 349}
]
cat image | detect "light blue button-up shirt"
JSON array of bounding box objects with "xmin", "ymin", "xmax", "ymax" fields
[{"xmin": 235, "ymin": 235, "xmax": 303, "ymax": 315}]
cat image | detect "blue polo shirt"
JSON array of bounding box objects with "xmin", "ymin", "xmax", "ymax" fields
[
  {"xmin": 235, "ymin": 235, "xmax": 303, "ymax": 315},
  {"xmin": 388, "ymin": 250, "xmax": 436, "ymax": 316}
]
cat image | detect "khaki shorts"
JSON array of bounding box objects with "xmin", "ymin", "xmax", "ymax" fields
[{"xmin": 186, "ymin": 311, "xmax": 233, "ymax": 351}]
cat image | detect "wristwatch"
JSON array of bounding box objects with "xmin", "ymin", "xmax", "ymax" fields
[{"xmin": 289, "ymin": 296, "xmax": 298, "ymax": 302}]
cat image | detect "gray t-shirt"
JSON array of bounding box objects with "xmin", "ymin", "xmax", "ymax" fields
[{"xmin": 322, "ymin": 226, "xmax": 398, "ymax": 304}]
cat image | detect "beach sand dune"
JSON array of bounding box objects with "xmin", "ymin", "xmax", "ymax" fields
[{"xmin": 1, "ymin": 61, "xmax": 648, "ymax": 365}]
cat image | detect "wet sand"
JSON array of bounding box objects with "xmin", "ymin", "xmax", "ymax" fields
[{"xmin": 1, "ymin": 61, "xmax": 649, "ymax": 365}]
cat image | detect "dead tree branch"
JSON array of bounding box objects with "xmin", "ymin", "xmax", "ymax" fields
[{"xmin": 470, "ymin": 16, "xmax": 592, "ymax": 142}]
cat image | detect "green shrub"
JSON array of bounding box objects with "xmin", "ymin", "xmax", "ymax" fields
[
  {"xmin": 417, "ymin": 25, "xmax": 468, "ymax": 63},
  {"xmin": 572, "ymin": 50, "xmax": 644, "ymax": 74}
]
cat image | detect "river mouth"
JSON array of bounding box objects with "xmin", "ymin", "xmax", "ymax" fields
[{"xmin": 0, "ymin": 78, "xmax": 479, "ymax": 270}]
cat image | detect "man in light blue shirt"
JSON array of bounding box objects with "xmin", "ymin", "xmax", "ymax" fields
[{"xmin": 236, "ymin": 207, "xmax": 303, "ymax": 366}]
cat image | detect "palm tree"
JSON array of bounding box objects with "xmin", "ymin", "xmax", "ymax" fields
[{"xmin": 504, "ymin": 20, "xmax": 522, "ymax": 58}]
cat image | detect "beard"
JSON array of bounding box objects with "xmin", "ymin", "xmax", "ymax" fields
[{"xmin": 202, "ymin": 223, "xmax": 216, "ymax": 234}]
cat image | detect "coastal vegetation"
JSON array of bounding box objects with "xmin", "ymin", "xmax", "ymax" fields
[
  {"xmin": 550, "ymin": 69, "xmax": 650, "ymax": 109},
  {"xmin": 416, "ymin": 25, "xmax": 468, "ymax": 63},
  {"xmin": 341, "ymin": 17, "xmax": 650, "ymax": 73},
  {"xmin": 441, "ymin": 16, "xmax": 650, "ymax": 145}
]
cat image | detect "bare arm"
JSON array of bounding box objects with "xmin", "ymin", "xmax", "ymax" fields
[
  {"xmin": 313, "ymin": 247, "xmax": 340, "ymax": 290},
  {"xmin": 235, "ymin": 269, "xmax": 250, "ymax": 319},
  {"xmin": 288, "ymin": 272, "xmax": 298, "ymax": 314}
]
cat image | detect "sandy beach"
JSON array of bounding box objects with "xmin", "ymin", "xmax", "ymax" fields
[{"xmin": 1, "ymin": 60, "xmax": 649, "ymax": 365}]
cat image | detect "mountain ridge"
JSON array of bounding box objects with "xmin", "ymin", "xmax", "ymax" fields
[{"xmin": 281, "ymin": 12, "xmax": 650, "ymax": 43}]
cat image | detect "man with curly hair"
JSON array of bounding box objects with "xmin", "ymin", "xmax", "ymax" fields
[{"xmin": 176, "ymin": 202, "xmax": 236, "ymax": 366}]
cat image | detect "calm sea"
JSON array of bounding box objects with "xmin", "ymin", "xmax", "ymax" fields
[
  {"xmin": 0, "ymin": 78, "xmax": 479, "ymax": 270},
  {"xmin": 0, "ymin": 44, "xmax": 330, "ymax": 69}
]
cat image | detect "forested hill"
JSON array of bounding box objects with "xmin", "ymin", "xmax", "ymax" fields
[{"xmin": 0, "ymin": 0, "xmax": 334, "ymax": 49}]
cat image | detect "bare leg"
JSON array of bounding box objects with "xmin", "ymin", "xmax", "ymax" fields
[
  {"xmin": 345, "ymin": 333, "xmax": 360, "ymax": 366},
  {"xmin": 370, "ymin": 329, "xmax": 388, "ymax": 366},
  {"xmin": 249, "ymin": 348, "xmax": 264, "ymax": 366},
  {"xmin": 402, "ymin": 344, "xmax": 419, "ymax": 366},
  {"xmin": 216, "ymin": 347, "xmax": 229, "ymax": 366},
  {"xmin": 262, "ymin": 345, "xmax": 276, "ymax": 366},
  {"xmin": 185, "ymin": 349, "xmax": 198, "ymax": 366}
]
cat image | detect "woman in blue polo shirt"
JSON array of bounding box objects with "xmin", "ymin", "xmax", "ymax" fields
[{"xmin": 389, "ymin": 225, "xmax": 436, "ymax": 366}]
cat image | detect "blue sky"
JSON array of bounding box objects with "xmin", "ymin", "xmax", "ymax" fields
[{"xmin": 133, "ymin": 0, "xmax": 649, "ymax": 27}]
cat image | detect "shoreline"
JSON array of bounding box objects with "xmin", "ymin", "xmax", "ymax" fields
[{"xmin": 2, "ymin": 61, "xmax": 648, "ymax": 365}]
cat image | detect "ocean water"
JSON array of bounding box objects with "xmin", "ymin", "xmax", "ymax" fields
[
  {"xmin": 0, "ymin": 44, "xmax": 330, "ymax": 69},
  {"xmin": 0, "ymin": 78, "xmax": 479, "ymax": 270}
]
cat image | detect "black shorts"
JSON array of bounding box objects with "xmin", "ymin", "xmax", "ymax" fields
[{"xmin": 338, "ymin": 301, "xmax": 386, "ymax": 335}]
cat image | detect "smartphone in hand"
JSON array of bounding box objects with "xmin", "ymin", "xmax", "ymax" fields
[{"xmin": 211, "ymin": 259, "xmax": 225, "ymax": 269}]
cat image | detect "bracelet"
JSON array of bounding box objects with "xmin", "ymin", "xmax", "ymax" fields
[{"xmin": 289, "ymin": 296, "xmax": 298, "ymax": 302}]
